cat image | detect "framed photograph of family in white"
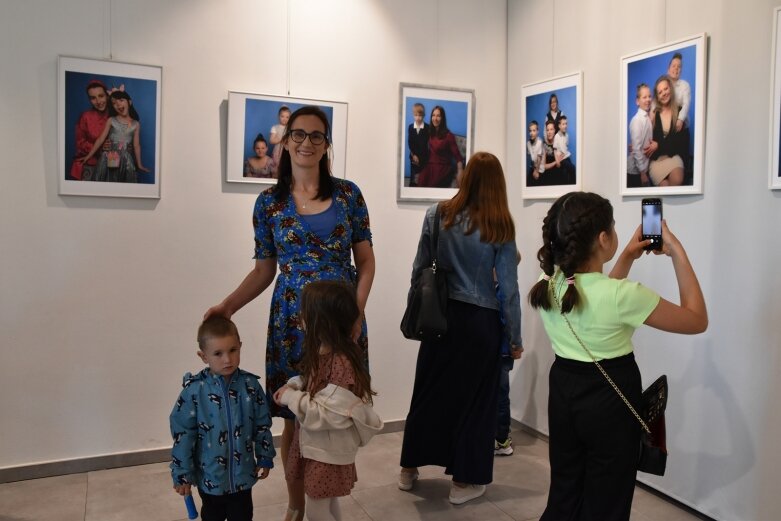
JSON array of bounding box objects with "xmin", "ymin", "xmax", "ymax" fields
[
  {"xmin": 397, "ymin": 83, "xmax": 474, "ymax": 202},
  {"xmin": 620, "ymin": 34, "xmax": 707, "ymax": 196},
  {"xmin": 226, "ymin": 92, "xmax": 348, "ymax": 184},
  {"xmin": 769, "ymin": 8, "xmax": 781, "ymax": 190},
  {"xmin": 58, "ymin": 56, "xmax": 162, "ymax": 198},
  {"xmin": 520, "ymin": 72, "xmax": 583, "ymax": 200}
]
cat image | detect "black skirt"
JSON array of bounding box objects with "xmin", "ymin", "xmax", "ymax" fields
[{"xmin": 400, "ymin": 299, "xmax": 502, "ymax": 484}]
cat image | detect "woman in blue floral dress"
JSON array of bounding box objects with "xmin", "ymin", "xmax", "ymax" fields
[{"xmin": 206, "ymin": 106, "xmax": 374, "ymax": 521}]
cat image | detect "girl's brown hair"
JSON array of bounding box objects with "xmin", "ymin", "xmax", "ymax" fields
[
  {"xmin": 440, "ymin": 151, "xmax": 515, "ymax": 244},
  {"xmin": 299, "ymin": 280, "xmax": 375, "ymax": 403}
]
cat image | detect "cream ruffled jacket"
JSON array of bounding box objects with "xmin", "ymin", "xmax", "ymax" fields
[{"xmin": 279, "ymin": 376, "xmax": 384, "ymax": 465}]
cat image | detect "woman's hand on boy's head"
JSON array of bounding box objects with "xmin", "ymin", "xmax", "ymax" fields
[
  {"xmin": 173, "ymin": 483, "xmax": 191, "ymax": 496},
  {"xmin": 255, "ymin": 466, "xmax": 271, "ymax": 480}
]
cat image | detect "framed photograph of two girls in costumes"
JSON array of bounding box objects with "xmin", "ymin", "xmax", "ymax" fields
[
  {"xmin": 620, "ymin": 34, "xmax": 707, "ymax": 196},
  {"xmin": 58, "ymin": 56, "xmax": 162, "ymax": 199},
  {"xmin": 226, "ymin": 92, "xmax": 348, "ymax": 185},
  {"xmin": 521, "ymin": 72, "xmax": 583, "ymax": 200}
]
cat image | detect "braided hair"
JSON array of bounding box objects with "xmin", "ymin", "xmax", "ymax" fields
[{"xmin": 528, "ymin": 192, "xmax": 613, "ymax": 313}]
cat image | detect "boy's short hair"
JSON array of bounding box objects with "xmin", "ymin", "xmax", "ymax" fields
[
  {"xmin": 198, "ymin": 316, "xmax": 240, "ymax": 350},
  {"xmin": 636, "ymin": 82, "xmax": 650, "ymax": 98},
  {"xmin": 559, "ymin": 115, "xmax": 567, "ymax": 122},
  {"xmin": 278, "ymin": 105, "xmax": 291, "ymax": 115},
  {"xmin": 528, "ymin": 120, "xmax": 539, "ymax": 130},
  {"xmin": 412, "ymin": 103, "xmax": 425, "ymax": 115}
]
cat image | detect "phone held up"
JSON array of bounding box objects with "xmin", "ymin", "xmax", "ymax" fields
[{"xmin": 641, "ymin": 198, "xmax": 663, "ymax": 251}]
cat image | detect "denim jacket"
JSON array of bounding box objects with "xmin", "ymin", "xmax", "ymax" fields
[{"xmin": 411, "ymin": 204, "xmax": 522, "ymax": 346}]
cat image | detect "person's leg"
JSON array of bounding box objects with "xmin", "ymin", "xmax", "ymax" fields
[
  {"xmin": 667, "ymin": 167, "xmax": 684, "ymax": 186},
  {"xmin": 283, "ymin": 418, "xmax": 305, "ymax": 521},
  {"xmin": 495, "ymin": 357, "xmax": 513, "ymax": 455},
  {"xmin": 540, "ymin": 360, "xmax": 587, "ymax": 521},
  {"xmin": 198, "ymin": 488, "xmax": 227, "ymax": 521},
  {"xmin": 305, "ymin": 495, "xmax": 337, "ymax": 521},
  {"xmin": 225, "ymin": 490, "xmax": 253, "ymax": 521},
  {"xmin": 328, "ymin": 497, "xmax": 342, "ymax": 521}
]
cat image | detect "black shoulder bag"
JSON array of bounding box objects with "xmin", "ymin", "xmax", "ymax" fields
[{"xmin": 400, "ymin": 205, "xmax": 449, "ymax": 342}]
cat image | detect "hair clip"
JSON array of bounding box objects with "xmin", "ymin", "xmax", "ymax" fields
[
  {"xmin": 542, "ymin": 274, "xmax": 551, "ymax": 281},
  {"xmin": 565, "ymin": 275, "xmax": 576, "ymax": 286}
]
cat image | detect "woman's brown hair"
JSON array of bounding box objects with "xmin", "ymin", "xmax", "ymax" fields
[{"xmin": 440, "ymin": 151, "xmax": 515, "ymax": 244}]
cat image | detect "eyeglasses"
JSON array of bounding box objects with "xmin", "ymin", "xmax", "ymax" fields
[{"xmin": 288, "ymin": 129, "xmax": 327, "ymax": 145}]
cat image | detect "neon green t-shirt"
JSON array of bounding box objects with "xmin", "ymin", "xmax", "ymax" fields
[{"xmin": 538, "ymin": 271, "xmax": 661, "ymax": 362}]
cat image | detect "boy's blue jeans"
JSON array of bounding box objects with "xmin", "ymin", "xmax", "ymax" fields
[{"xmin": 496, "ymin": 356, "xmax": 514, "ymax": 442}]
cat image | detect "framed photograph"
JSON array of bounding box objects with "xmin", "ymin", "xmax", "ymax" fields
[
  {"xmin": 770, "ymin": 8, "xmax": 781, "ymax": 190},
  {"xmin": 397, "ymin": 83, "xmax": 474, "ymax": 202},
  {"xmin": 58, "ymin": 56, "xmax": 162, "ymax": 198},
  {"xmin": 620, "ymin": 34, "xmax": 707, "ymax": 196},
  {"xmin": 227, "ymin": 92, "xmax": 348, "ymax": 184},
  {"xmin": 521, "ymin": 72, "xmax": 583, "ymax": 200}
]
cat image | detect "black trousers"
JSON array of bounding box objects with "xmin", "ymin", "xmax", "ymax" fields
[
  {"xmin": 198, "ymin": 488, "xmax": 253, "ymax": 521},
  {"xmin": 541, "ymin": 354, "xmax": 642, "ymax": 521},
  {"xmin": 400, "ymin": 299, "xmax": 502, "ymax": 484}
]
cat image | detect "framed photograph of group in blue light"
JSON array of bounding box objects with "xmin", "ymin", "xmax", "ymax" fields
[
  {"xmin": 397, "ymin": 83, "xmax": 474, "ymax": 202},
  {"xmin": 770, "ymin": 8, "xmax": 781, "ymax": 190},
  {"xmin": 226, "ymin": 92, "xmax": 348, "ymax": 184},
  {"xmin": 620, "ymin": 34, "xmax": 707, "ymax": 196},
  {"xmin": 58, "ymin": 56, "xmax": 162, "ymax": 198},
  {"xmin": 520, "ymin": 72, "xmax": 582, "ymax": 200}
]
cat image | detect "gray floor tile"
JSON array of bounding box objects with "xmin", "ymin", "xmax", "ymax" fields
[{"xmin": 0, "ymin": 473, "xmax": 87, "ymax": 521}]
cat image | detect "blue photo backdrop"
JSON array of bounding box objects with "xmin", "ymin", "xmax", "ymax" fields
[
  {"xmin": 403, "ymin": 97, "xmax": 468, "ymax": 179},
  {"xmin": 524, "ymin": 85, "xmax": 578, "ymax": 166}
]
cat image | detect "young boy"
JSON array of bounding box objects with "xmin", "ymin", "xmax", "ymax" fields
[
  {"xmin": 170, "ymin": 316, "xmax": 275, "ymax": 521},
  {"xmin": 408, "ymin": 102, "xmax": 429, "ymax": 186},
  {"xmin": 628, "ymin": 83, "xmax": 653, "ymax": 188},
  {"xmin": 526, "ymin": 120, "xmax": 544, "ymax": 186},
  {"xmin": 553, "ymin": 115, "xmax": 576, "ymax": 185}
]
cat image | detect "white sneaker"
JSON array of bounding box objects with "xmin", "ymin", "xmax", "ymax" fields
[
  {"xmin": 398, "ymin": 469, "xmax": 418, "ymax": 491},
  {"xmin": 494, "ymin": 437, "xmax": 514, "ymax": 456},
  {"xmin": 449, "ymin": 483, "xmax": 486, "ymax": 505}
]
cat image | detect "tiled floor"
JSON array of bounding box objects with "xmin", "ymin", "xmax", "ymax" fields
[{"xmin": 0, "ymin": 428, "xmax": 703, "ymax": 521}]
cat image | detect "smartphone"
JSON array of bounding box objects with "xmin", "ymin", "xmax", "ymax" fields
[{"xmin": 641, "ymin": 198, "xmax": 663, "ymax": 251}]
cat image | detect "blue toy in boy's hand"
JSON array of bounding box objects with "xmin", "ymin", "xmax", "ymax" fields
[{"xmin": 184, "ymin": 493, "xmax": 198, "ymax": 519}]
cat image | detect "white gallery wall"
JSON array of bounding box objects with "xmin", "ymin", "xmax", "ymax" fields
[
  {"xmin": 2, "ymin": 0, "xmax": 781, "ymax": 519},
  {"xmin": 0, "ymin": 0, "xmax": 507, "ymax": 472},
  {"xmin": 507, "ymin": 1, "xmax": 781, "ymax": 520}
]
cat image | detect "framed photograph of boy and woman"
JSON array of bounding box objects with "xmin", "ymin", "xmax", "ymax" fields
[
  {"xmin": 226, "ymin": 92, "xmax": 348, "ymax": 184},
  {"xmin": 397, "ymin": 83, "xmax": 475, "ymax": 202},
  {"xmin": 520, "ymin": 72, "xmax": 583, "ymax": 200},
  {"xmin": 620, "ymin": 34, "xmax": 707, "ymax": 196},
  {"xmin": 58, "ymin": 56, "xmax": 162, "ymax": 199}
]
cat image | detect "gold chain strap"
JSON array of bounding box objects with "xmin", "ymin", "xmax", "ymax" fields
[{"xmin": 551, "ymin": 280, "xmax": 651, "ymax": 434}]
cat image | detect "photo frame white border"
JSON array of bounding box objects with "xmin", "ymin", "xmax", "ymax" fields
[
  {"xmin": 520, "ymin": 72, "xmax": 583, "ymax": 200},
  {"xmin": 397, "ymin": 83, "xmax": 475, "ymax": 202},
  {"xmin": 226, "ymin": 92, "xmax": 348, "ymax": 184},
  {"xmin": 769, "ymin": 8, "xmax": 781, "ymax": 189},
  {"xmin": 619, "ymin": 34, "xmax": 707, "ymax": 196},
  {"xmin": 58, "ymin": 56, "xmax": 162, "ymax": 199}
]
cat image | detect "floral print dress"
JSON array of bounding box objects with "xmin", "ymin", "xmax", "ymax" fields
[{"xmin": 253, "ymin": 178, "xmax": 372, "ymax": 418}]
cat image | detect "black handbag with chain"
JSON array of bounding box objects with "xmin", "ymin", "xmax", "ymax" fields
[{"xmin": 400, "ymin": 205, "xmax": 448, "ymax": 342}]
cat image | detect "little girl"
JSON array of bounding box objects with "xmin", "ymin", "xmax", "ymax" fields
[
  {"xmin": 80, "ymin": 89, "xmax": 150, "ymax": 183},
  {"xmin": 269, "ymin": 105, "xmax": 291, "ymax": 167},
  {"xmin": 243, "ymin": 133, "xmax": 277, "ymax": 178},
  {"xmin": 274, "ymin": 280, "xmax": 382, "ymax": 521}
]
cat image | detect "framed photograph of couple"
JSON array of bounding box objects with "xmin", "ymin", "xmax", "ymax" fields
[
  {"xmin": 58, "ymin": 56, "xmax": 162, "ymax": 198},
  {"xmin": 520, "ymin": 72, "xmax": 583, "ymax": 200},
  {"xmin": 397, "ymin": 83, "xmax": 475, "ymax": 202},
  {"xmin": 226, "ymin": 92, "xmax": 348, "ymax": 184},
  {"xmin": 620, "ymin": 34, "xmax": 707, "ymax": 196},
  {"xmin": 769, "ymin": 8, "xmax": 781, "ymax": 190}
]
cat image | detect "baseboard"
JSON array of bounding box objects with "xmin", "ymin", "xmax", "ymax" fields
[{"xmin": 0, "ymin": 419, "xmax": 406, "ymax": 484}]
